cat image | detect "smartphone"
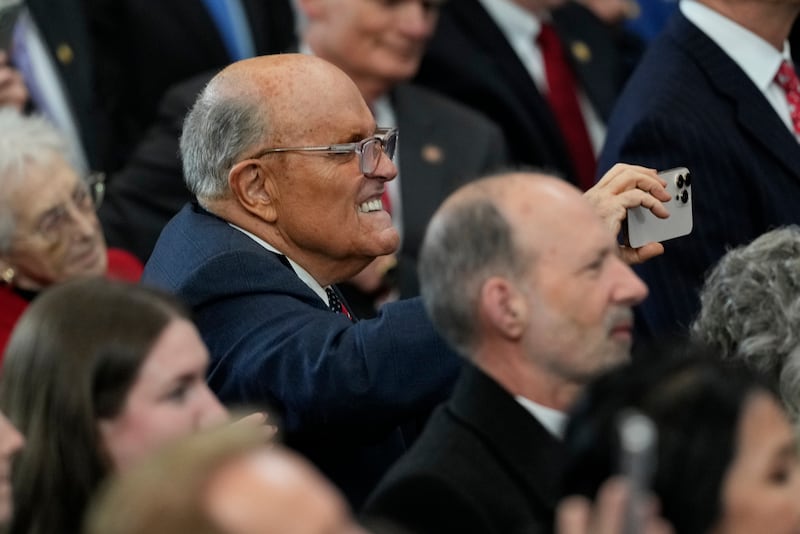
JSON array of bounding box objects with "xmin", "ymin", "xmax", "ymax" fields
[
  {"xmin": 626, "ymin": 167, "xmax": 693, "ymax": 248},
  {"xmin": 617, "ymin": 409, "xmax": 657, "ymax": 534}
]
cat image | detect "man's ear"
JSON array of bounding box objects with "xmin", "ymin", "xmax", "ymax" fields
[
  {"xmin": 480, "ymin": 277, "xmax": 526, "ymax": 340},
  {"xmin": 228, "ymin": 160, "xmax": 278, "ymax": 223},
  {"xmin": 297, "ymin": 0, "xmax": 324, "ymax": 19}
]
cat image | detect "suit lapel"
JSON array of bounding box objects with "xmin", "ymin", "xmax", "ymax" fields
[
  {"xmin": 393, "ymin": 85, "xmax": 442, "ymax": 256},
  {"xmin": 444, "ymin": 0, "xmax": 577, "ymax": 181},
  {"xmin": 449, "ymin": 0, "xmax": 566, "ymax": 147},
  {"xmin": 448, "ymin": 363, "xmax": 566, "ymax": 514},
  {"xmin": 673, "ymin": 14, "xmax": 800, "ymax": 176}
]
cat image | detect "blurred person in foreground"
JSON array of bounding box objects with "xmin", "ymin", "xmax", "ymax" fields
[
  {"xmin": 562, "ymin": 352, "xmax": 800, "ymax": 534},
  {"xmin": 86, "ymin": 424, "xmax": 369, "ymax": 534},
  {"xmin": 141, "ymin": 52, "xmax": 669, "ymax": 507},
  {"xmin": 0, "ymin": 110, "xmax": 142, "ymax": 358},
  {"xmin": 0, "ymin": 278, "xmax": 231, "ymax": 534},
  {"xmin": 365, "ymin": 171, "xmax": 650, "ymax": 533},
  {"xmin": 692, "ymin": 225, "xmax": 800, "ymax": 424}
]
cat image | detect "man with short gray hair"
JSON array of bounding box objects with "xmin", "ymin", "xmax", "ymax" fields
[{"xmin": 365, "ymin": 172, "xmax": 648, "ymax": 533}]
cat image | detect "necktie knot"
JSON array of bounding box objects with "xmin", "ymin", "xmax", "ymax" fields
[
  {"xmin": 325, "ymin": 286, "xmax": 352, "ymax": 320},
  {"xmin": 325, "ymin": 286, "xmax": 343, "ymax": 313},
  {"xmin": 775, "ymin": 61, "xmax": 800, "ymax": 136}
]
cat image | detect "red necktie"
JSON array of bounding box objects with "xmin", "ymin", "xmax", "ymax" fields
[
  {"xmin": 775, "ymin": 61, "xmax": 800, "ymax": 136},
  {"xmin": 537, "ymin": 23, "xmax": 597, "ymax": 190}
]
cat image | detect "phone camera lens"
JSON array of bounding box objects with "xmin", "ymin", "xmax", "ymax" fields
[
  {"xmin": 684, "ymin": 172, "xmax": 692, "ymax": 187},
  {"xmin": 681, "ymin": 190, "xmax": 689, "ymax": 204},
  {"xmin": 676, "ymin": 175, "xmax": 684, "ymax": 188}
]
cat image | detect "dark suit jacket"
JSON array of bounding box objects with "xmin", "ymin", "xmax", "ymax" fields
[
  {"xmin": 100, "ymin": 78, "xmax": 508, "ymax": 270},
  {"xmin": 414, "ymin": 0, "xmax": 632, "ymax": 184},
  {"xmin": 598, "ymin": 13, "xmax": 800, "ymax": 342},
  {"xmin": 25, "ymin": 0, "xmax": 107, "ymax": 170},
  {"xmin": 141, "ymin": 203, "xmax": 462, "ymax": 509},
  {"xmin": 85, "ymin": 0, "xmax": 296, "ymax": 168},
  {"xmin": 364, "ymin": 364, "xmax": 565, "ymax": 534}
]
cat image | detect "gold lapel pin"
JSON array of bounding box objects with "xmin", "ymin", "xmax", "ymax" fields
[
  {"xmin": 571, "ymin": 41, "xmax": 591, "ymax": 64},
  {"xmin": 56, "ymin": 43, "xmax": 74, "ymax": 65},
  {"xmin": 421, "ymin": 144, "xmax": 444, "ymax": 164}
]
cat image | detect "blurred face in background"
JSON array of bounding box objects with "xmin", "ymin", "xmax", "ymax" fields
[
  {"xmin": 1, "ymin": 155, "xmax": 106, "ymax": 291},
  {"xmin": 0, "ymin": 411, "xmax": 24, "ymax": 524},
  {"xmin": 99, "ymin": 319, "xmax": 228, "ymax": 471},
  {"xmin": 302, "ymin": 0, "xmax": 441, "ymax": 96},
  {"xmin": 712, "ymin": 392, "xmax": 800, "ymax": 534}
]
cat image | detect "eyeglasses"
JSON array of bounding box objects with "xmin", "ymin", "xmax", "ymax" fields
[
  {"xmin": 248, "ymin": 128, "xmax": 398, "ymax": 177},
  {"xmin": 17, "ymin": 173, "xmax": 105, "ymax": 245}
]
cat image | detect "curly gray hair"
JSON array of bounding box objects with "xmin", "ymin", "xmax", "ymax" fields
[{"xmin": 691, "ymin": 226, "xmax": 800, "ymax": 422}]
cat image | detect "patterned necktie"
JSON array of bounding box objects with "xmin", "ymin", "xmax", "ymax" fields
[
  {"xmin": 537, "ymin": 23, "xmax": 597, "ymax": 190},
  {"xmin": 775, "ymin": 61, "xmax": 800, "ymax": 136},
  {"xmin": 325, "ymin": 286, "xmax": 352, "ymax": 320}
]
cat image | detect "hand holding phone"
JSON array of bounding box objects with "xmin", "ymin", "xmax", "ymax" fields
[{"xmin": 626, "ymin": 167, "xmax": 693, "ymax": 248}]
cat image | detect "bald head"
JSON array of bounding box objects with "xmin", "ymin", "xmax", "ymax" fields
[
  {"xmin": 420, "ymin": 172, "xmax": 646, "ymax": 387},
  {"xmin": 181, "ymin": 54, "xmax": 371, "ymax": 202},
  {"xmin": 205, "ymin": 448, "xmax": 366, "ymax": 534}
]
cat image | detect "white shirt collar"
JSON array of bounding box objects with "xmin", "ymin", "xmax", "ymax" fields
[
  {"xmin": 478, "ymin": 0, "xmax": 541, "ymax": 43},
  {"xmin": 681, "ymin": 0, "xmax": 791, "ymax": 92},
  {"xmin": 228, "ymin": 223, "xmax": 331, "ymax": 306},
  {"xmin": 515, "ymin": 395, "xmax": 567, "ymax": 439}
]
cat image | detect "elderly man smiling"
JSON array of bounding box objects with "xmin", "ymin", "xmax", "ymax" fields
[{"xmin": 143, "ymin": 53, "xmax": 669, "ymax": 507}]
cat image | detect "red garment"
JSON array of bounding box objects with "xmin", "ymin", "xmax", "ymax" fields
[
  {"xmin": 537, "ymin": 23, "xmax": 597, "ymax": 191},
  {"xmin": 0, "ymin": 248, "xmax": 143, "ymax": 363}
]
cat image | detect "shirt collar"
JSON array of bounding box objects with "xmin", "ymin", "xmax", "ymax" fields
[
  {"xmin": 681, "ymin": 0, "xmax": 791, "ymax": 91},
  {"xmin": 228, "ymin": 223, "xmax": 330, "ymax": 306},
  {"xmin": 515, "ymin": 395, "xmax": 567, "ymax": 439},
  {"xmin": 478, "ymin": 0, "xmax": 541, "ymax": 42}
]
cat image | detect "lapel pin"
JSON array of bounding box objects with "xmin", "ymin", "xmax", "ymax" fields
[
  {"xmin": 421, "ymin": 144, "xmax": 444, "ymax": 164},
  {"xmin": 571, "ymin": 41, "xmax": 591, "ymax": 64},
  {"xmin": 56, "ymin": 43, "xmax": 74, "ymax": 65}
]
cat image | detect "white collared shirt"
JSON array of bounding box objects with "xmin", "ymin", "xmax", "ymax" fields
[
  {"xmin": 477, "ymin": 0, "xmax": 605, "ymax": 153},
  {"xmin": 515, "ymin": 395, "xmax": 567, "ymax": 439},
  {"xmin": 681, "ymin": 0, "xmax": 799, "ymax": 141},
  {"xmin": 228, "ymin": 223, "xmax": 331, "ymax": 307}
]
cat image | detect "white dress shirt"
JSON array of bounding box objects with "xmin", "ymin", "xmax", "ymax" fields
[{"xmin": 515, "ymin": 394, "xmax": 567, "ymax": 439}]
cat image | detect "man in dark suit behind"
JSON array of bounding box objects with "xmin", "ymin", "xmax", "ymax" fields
[
  {"xmin": 414, "ymin": 0, "xmax": 635, "ymax": 190},
  {"xmin": 598, "ymin": 0, "xmax": 800, "ymax": 343},
  {"xmin": 85, "ymin": 0, "xmax": 296, "ymax": 169},
  {"xmin": 364, "ymin": 172, "xmax": 650, "ymax": 533}
]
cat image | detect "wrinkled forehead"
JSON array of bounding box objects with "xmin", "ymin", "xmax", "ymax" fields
[{"xmin": 4, "ymin": 154, "xmax": 82, "ymax": 219}]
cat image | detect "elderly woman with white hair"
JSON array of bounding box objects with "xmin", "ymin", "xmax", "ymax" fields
[
  {"xmin": 0, "ymin": 110, "xmax": 142, "ymax": 358},
  {"xmin": 692, "ymin": 225, "xmax": 800, "ymax": 422}
]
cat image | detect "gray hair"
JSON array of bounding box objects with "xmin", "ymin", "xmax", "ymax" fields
[
  {"xmin": 692, "ymin": 225, "xmax": 800, "ymax": 422},
  {"xmin": 0, "ymin": 110, "xmax": 70, "ymax": 254},
  {"xmin": 419, "ymin": 197, "xmax": 530, "ymax": 358},
  {"xmin": 180, "ymin": 80, "xmax": 269, "ymax": 201}
]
